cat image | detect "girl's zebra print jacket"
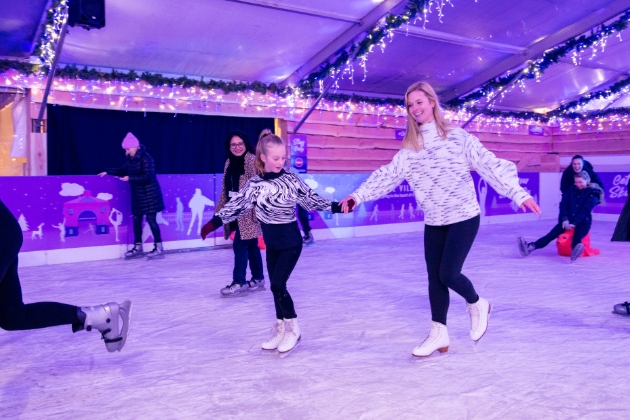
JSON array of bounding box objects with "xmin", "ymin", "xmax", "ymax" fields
[
  {"xmin": 351, "ymin": 121, "xmax": 532, "ymax": 226},
  {"xmin": 213, "ymin": 170, "xmax": 342, "ymax": 248}
]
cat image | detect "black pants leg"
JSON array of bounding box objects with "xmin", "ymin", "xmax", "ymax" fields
[
  {"xmin": 0, "ymin": 200, "xmax": 78, "ymax": 331},
  {"xmin": 297, "ymin": 205, "xmax": 311, "ymax": 235},
  {"xmin": 424, "ymin": 215, "xmax": 480, "ymax": 325},
  {"xmin": 534, "ymin": 223, "xmax": 566, "ymax": 249},
  {"xmin": 571, "ymin": 221, "xmax": 591, "ymax": 248},
  {"xmin": 266, "ymin": 244, "xmax": 302, "ymax": 320},
  {"xmin": 145, "ymin": 213, "xmax": 162, "ymax": 243},
  {"xmin": 132, "ymin": 214, "xmax": 143, "ymax": 244}
]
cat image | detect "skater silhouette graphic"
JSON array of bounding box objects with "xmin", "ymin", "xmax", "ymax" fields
[
  {"xmin": 109, "ymin": 208, "xmax": 123, "ymax": 242},
  {"xmin": 187, "ymin": 189, "xmax": 214, "ymax": 236},
  {"xmin": 52, "ymin": 219, "xmax": 66, "ymax": 242}
]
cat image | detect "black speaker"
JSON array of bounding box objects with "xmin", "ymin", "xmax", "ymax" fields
[{"xmin": 68, "ymin": 0, "xmax": 106, "ymax": 30}]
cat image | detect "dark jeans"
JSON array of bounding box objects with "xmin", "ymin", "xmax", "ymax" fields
[
  {"xmin": 297, "ymin": 205, "xmax": 311, "ymax": 235},
  {"xmin": 424, "ymin": 215, "xmax": 480, "ymax": 325},
  {"xmin": 0, "ymin": 200, "xmax": 78, "ymax": 331},
  {"xmin": 233, "ymin": 228, "xmax": 264, "ymax": 286},
  {"xmin": 266, "ymin": 244, "xmax": 302, "ymax": 320},
  {"xmin": 132, "ymin": 213, "xmax": 162, "ymax": 244},
  {"xmin": 534, "ymin": 221, "xmax": 590, "ymax": 250}
]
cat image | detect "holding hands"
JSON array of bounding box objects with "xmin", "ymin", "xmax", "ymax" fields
[{"xmin": 339, "ymin": 196, "xmax": 357, "ymax": 214}]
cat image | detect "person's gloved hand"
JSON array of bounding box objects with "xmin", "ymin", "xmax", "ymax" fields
[
  {"xmin": 562, "ymin": 220, "xmax": 570, "ymax": 230},
  {"xmin": 201, "ymin": 216, "xmax": 222, "ymax": 240},
  {"xmin": 567, "ymin": 223, "xmax": 575, "ymax": 230}
]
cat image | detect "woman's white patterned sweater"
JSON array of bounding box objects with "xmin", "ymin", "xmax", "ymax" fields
[{"xmin": 351, "ymin": 121, "xmax": 532, "ymax": 226}]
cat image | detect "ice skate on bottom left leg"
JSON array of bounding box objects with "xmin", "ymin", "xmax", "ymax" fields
[{"xmin": 78, "ymin": 301, "xmax": 133, "ymax": 353}]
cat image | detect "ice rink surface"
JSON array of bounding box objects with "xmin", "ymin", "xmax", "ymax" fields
[{"xmin": 1, "ymin": 220, "xmax": 629, "ymax": 419}]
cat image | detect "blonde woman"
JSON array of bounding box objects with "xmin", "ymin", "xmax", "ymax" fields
[{"xmin": 341, "ymin": 81, "xmax": 540, "ymax": 358}]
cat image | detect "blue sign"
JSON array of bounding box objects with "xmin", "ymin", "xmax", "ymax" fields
[
  {"xmin": 291, "ymin": 156, "xmax": 307, "ymax": 173},
  {"xmin": 289, "ymin": 134, "xmax": 307, "ymax": 156}
]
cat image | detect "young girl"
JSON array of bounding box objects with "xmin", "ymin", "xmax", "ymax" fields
[
  {"xmin": 340, "ymin": 81, "xmax": 540, "ymax": 358},
  {"xmin": 201, "ymin": 129, "xmax": 344, "ymax": 353}
]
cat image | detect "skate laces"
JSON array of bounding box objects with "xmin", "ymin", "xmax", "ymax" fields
[
  {"xmin": 467, "ymin": 303, "xmax": 480, "ymax": 331},
  {"xmin": 418, "ymin": 325, "xmax": 440, "ymax": 347}
]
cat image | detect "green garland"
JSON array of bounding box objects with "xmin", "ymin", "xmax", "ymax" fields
[
  {"xmin": 297, "ymin": 0, "xmax": 429, "ymax": 93},
  {"xmin": 447, "ymin": 9, "xmax": 630, "ymax": 108},
  {"xmin": 548, "ymin": 74, "xmax": 630, "ymax": 117}
]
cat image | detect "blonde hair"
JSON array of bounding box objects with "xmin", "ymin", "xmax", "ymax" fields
[
  {"xmin": 255, "ymin": 129, "xmax": 285, "ymax": 175},
  {"xmin": 402, "ymin": 81, "xmax": 454, "ymax": 151}
]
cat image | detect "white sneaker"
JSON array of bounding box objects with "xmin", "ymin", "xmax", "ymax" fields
[
  {"xmin": 467, "ymin": 297, "xmax": 491, "ymax": 341},
  {"xmin": 412, "ymin": 321, "xmax": 449, "ymax": 357},
  {"xmin": 277, "ymin": 318, "xmax": 301, "ymax": 353},
  {"xmin": 262, "ymin": 320, "xmax": 285, "ymax": 350}
]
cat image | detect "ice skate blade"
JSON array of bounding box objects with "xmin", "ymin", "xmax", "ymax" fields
[
  {"xmin": 278, "ymin": 336, "xmax": 301, "ymax": 356},
  {"xmin": 219, "ymin": 291, "xmax": 249, "ymax": 298},
  {"xmin": 116, "ymin": 300, "xmax": 132, "ymax": 352},
  {"xmin": 247, "ymin": 286, "xmax": 266, "ymax": 294},
  {"xmin": 146, "ymin": 254, "xmax": 165, "ymax": 260},
  {"xmin": 124, "ymin": 254, "xmax": 144, "ymax": 260}
]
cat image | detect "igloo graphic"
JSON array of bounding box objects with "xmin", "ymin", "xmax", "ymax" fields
[{"xmin": 62, "ymin": 191, "xmax": 111, "ymax": 237}]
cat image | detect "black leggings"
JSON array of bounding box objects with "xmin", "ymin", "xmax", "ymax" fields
[
  {"xmin": 534, "ymin": 221, "xmax": 590, "ymax": 250},
  {"xmin": 424, "ymin": 215, "xmax": 480, "ymax": 325},
  {"xmin": 266, "ymin": 244, "xmax": 302, "ymax": 320},
  {"xmin": 132, "ymin": 213, "xmax": 162, "ymax": 244},
  {"xmin": 0, "ymin": 200, "xmax": 78, "ymax": 331}
]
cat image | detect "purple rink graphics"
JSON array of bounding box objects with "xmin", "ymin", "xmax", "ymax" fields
[
  {"xmin": 593, "ymin": 172, "xmax": 629, "ymax": 214},
  {"xmin": 0, "ymin": 175, "xmax": 218, "ymax": 252},
  {"xmin": 472, "ymin": 172, "xmax": 540, "ymax": 217},
  {"xmin": 1, "ymin": 171, "xmax": 606, "ymax": 257}
]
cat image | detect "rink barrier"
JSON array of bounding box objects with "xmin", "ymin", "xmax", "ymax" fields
[{"xmin": 0, "ymin": 171, "xmax": 624, "ymax": 267}]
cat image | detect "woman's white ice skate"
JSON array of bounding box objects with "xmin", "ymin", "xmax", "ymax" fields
[
  {"xmin": 467, "ymin": 297, "xmax": 491, "ymax": 342},
  {"xmin": 412, "ymin": 321, "xmax": 449, "ymax": 357},
  {"xmin": 81, "ymin": 300, "xmax": 132, "ymax": 353},
  {"xmin": 277, "ymin": 318, "xmax": 301, "ymax": 353},
  {"xmin": 262, "ymin": 319, "xmax": 285, "ymax": 350}
]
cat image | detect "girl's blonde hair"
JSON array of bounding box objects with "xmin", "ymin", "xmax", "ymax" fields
[
  {"xmin": 255, "ymin": 129, "xmax": 286, "ymax": 175},
  {"xmin": 402, "ymin": 81, "xmax": 454, "ymax": 151}
]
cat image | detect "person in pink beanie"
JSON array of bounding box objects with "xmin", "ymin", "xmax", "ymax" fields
[{"xmin": 98, "ymin": 133, "xmax": 166, "ymax": 260}]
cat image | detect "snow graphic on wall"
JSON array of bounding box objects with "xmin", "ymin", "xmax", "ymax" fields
[
  {"xmin": 97, "ymin": 193, "xmax": 113, "ymax": 201},
  {"xmin": 60, "ymin": 183, "xmax": 85, "ymax": 197}
]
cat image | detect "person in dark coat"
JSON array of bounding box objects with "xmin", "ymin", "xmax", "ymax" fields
[
  {"xmin": 0, "ymin": 198, "xmax": 132, "ymax": 352},
  {"xmin": 518, "ymin": 170, "xmax": 600, "ymax": 262},
  {"xmin": 99, "ymin": 132, "xmax": 166, "ymax": 259},
  {"xmin": 611, "ymin": 181, "xmax": 630, "ymax": 241},
  {"xmin": 560, "ymin": 155, "xmax": 604, "ymax": 195}
]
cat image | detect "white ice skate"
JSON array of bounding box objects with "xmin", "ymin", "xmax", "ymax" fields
[
  {"xmin": 277, "ymin": 318, "xmax": 301, "ymax": 353},
  {"xmin": 467, "ymin": 297, "xmax": 491, "ymax": 342},
  {"xmin": 412, "ymin": 321, "xmax": 449, "ymax": 357},
  {"xmin": 262, "ymin": 319, "xmax": 285, "ymax": 350},
  {"xmin": 81, "ymin": 301, "xmax": 132, "ymax": 352}
]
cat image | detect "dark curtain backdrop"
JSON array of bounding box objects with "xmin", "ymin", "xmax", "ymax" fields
[{"xmin": 47, "ymin": 104, "xmax": 274, "ymax": 175}]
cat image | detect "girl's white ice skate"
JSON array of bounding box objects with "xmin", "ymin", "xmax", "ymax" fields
[
  {"xmin": 412, "ymin": 321, "xmax": 449, "ymax": 357},
  {"xmin": 81, "ymin": 301, "xmax": 132, "ymax": 353},
  {"xmin": 467, "ymin": 297, "xmax": 491, "ymax": 341},
  {"xmin": 262, "ymin": 319, "xmax": 285, "ymax": 350},
  {"xmin": 277, "ymin": 318, "xmax": 301, "ymax": 353}
]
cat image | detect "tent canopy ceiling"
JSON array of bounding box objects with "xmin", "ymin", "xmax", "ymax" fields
[{"xmin": 2, "ymin": 0, "xmax": 630, "ymax": 112}]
